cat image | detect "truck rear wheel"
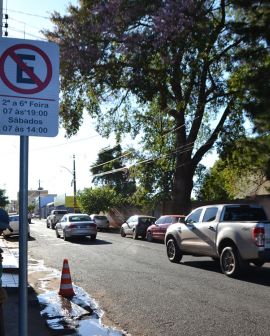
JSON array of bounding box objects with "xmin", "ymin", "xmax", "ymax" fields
[
  {"xmin": 220, "ymin": 246, "xmax": 245, "ymax": 278},
  {"xmin": 166, "ymin": 238, "xmax": 182, "ymax": 263}
]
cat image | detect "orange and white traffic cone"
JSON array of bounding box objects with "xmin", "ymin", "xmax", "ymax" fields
[{"xmin": 58, "ymin": 259, "xmax": 75, "ymax": 298}]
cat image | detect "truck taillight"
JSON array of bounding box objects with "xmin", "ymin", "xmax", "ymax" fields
[{"xmin": 252, "ymin": 227, "xmax": 265, "ymax": 247}]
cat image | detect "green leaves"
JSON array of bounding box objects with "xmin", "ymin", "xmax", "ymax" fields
[
  {"xmin": 77, "ymin": 186, "xmax": 120, "ymax": 214},
  {"xmin": 0, "ymin": 189, "xmax": 9, "ymax": 208}
]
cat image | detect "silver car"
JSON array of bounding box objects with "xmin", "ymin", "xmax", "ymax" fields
[
  {"xmin": 90, "ymin": 214, "xmax": 110, "ymax": 231},
  {"xmin": 2, "ymin": 214, "xmax": 30, "ymax": 237},
  {"xmin": 55, "ymin": 213, "xmax": 97, "ymax": 241},
  {"xmin": 120, "ymin": 215, "xmax": 156, "ymax": 240}
]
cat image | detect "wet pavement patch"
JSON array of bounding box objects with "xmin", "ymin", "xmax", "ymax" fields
[{"xmin": 38, "ymin": 285, "xmax": 125, "ymax": 336}]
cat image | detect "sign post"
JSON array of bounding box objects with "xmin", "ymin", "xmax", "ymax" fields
[{"xmin": 0, "ymin": 37, "xmax": 59, "ymax": 336}]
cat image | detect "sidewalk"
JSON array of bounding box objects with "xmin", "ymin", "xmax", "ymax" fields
[{"xmin": 0, "ymin": 238, "xmax": 51, "ymax": 336}]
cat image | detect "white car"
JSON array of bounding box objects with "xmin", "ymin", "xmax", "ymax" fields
[
  {"xmin": 2, "ymin": 214, "xmax": 30, "ymax": 237},
  {"xmin": 90, "ymin": 214, "xmax": 110, "ymax": 231},
  {"xmin": 55, "ymin": 213, "xmax": 97, "ymax": 241}
]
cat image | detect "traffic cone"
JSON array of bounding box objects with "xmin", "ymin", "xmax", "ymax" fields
[{"xmin": 58, "ymin": 259, "xmax": 75, "ymax": 298}]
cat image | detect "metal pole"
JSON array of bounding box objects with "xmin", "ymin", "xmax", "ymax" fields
[
  {"xmin": 38, "ymin": 180, "xmax": 41, "ymax": 219},
  {"xmin": 19, "ymin": 135, "xmax": 29, "ymax": 336},
  {"xmin": 73, "ymin": 154, "xmax": 77, "ymax": 212}
]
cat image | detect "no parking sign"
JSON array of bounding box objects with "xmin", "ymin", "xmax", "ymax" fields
[{"xmin": 0, "ymin": 38, "xmax": 59, "ymax": 137}]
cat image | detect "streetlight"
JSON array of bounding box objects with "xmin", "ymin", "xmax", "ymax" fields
[
  {"xmin": 60, "ymin": 155, "xmax": 77, "ymax": 212},
  {"xmin": 37, "ymin": 180, "xmax": 43, "ymax": 219}
]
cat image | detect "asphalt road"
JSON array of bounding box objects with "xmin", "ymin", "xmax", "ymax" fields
[{"xmin": 26, "ymin": 220, "xmax": 270, "ymax": 336}]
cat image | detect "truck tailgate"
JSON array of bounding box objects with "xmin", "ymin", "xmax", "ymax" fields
[{"xmin": 265, "ymin": 222, "xmax": 270, "ymax": 248}]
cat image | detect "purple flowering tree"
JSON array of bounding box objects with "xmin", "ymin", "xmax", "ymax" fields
[{"xmin": 45, "ymin": 0, "xmax": 267, "ymax": 213}]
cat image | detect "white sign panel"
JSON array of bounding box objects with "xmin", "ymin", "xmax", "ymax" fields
[{"xmin": 0, "ymin": 38, "xmax": 59, "ymax": 137}]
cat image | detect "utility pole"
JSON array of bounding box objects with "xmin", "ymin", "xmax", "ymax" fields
[
  {"xmin": 73, "ymin": 155, "xmax": 77, "ymax": 212},
  {"xmin": 38, "ymin": 180, "xmax": 42, "ymax": 219}
]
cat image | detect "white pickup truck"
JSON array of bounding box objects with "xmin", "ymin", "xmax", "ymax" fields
[
  {"xmin": 46, "ymin": 209, "xmax": 68, "ymax": 229},
  {"xmin": 165, "ymin": 203, "xmax": 270, "ymax": 277}
]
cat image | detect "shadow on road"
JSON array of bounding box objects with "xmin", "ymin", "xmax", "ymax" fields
[
  {"xmin": 182, "ymin": 259, "xmax": 270, "ymax": 287},
  {"xmin": 65, "ymin": 237, "xmax": 112, "ymax": 246},
  {"xmin": 4, "ymin": 235, "xmax": 36, "ymax": 242}
]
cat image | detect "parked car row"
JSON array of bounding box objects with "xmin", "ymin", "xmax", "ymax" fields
[{"xmin": 120, "ymin": 214, "xmax": 185, "ymax": 242}]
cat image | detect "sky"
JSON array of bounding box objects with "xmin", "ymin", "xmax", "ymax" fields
[{"xmin": 0, "ymin": 0, "xmax": 117, "ymax": 200}]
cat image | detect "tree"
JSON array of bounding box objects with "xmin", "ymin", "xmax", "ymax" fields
[
  {"xmin": 0, "ymin": 189, "xmax": 9, "ymax": 207},
  {"xmin": 45, "ymin": 1, "xmax": 270, "ymax": 213},
  {"xmin": 197, "ymin": 136, "xmax": 270, "ymax": 200},
  {"xmin": 230, "ymin": 0, "xmax": 270, "ymax": 133},
  {"xmin": 77, "ymin": 186, "xmax": 121, "ymax": 214},
  {"xmin": 91, "ymin": 144, "xmax": 136, "ymax": 196}
]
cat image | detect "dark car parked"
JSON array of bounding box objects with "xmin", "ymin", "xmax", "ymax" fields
[
  {"xmin": 120, "ymin": 215, "xmax": 156, "ymax": 240},
  {"xmin": 146, "ymin": 215, "xmax": 185, "ymax": 242}
]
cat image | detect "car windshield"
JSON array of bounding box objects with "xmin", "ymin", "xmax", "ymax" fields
[
  {"xmin": 139, "ymin": 217, "xmax": 156, "ymax": 225},
  {"xmin": 69, "ymin": 215, "xmax": 91, "ymax": 222},
  {"xmin": 223, "ymin": 206, "xmax": 267, "ymax": 221},
  {"xmin": 55, "ymin": 210, "xmax": 67, "ymax": 214},
  {"xmin": 94, "ymin": 216, "xmax": 107, "ymax": 220}
]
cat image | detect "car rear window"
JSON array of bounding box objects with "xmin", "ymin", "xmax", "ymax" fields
[
  {"xmin": 94, "ymin": 216, "xmax": 107, "ymax": 220},
  {"xmin": 55, "ymin": 210, "xmax": 68, "ymax": 215},
  {"xmin": 70, "ymin": 215, "xmax": 91, "ymax": 222},
  {"xmin": 223, "ymin": 206, "xmax": 267, "ymax": 221},
  {"xmin": 139, "ymin": 217, "xmax": 156, "ymax": 224}
]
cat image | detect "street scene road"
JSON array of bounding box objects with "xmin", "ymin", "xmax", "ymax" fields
[{"xmin": 22, "ymin": 220, "xmax": 270, "ymax": 336}]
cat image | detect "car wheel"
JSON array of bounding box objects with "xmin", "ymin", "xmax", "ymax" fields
[
  {"xmin": 220, "ymin": 246, "xmax": 246, "ymax": 277},
  {"xmin": 120, "ymin": 228, "xmax": 126, "ymax": 237},
  {"xmin": 146, "ymin": 231, "xmax": 153, "ymax": 242},
  {"xmin": 132, "ymin": 229, "xmax": 138, "ymax": 240},
  {"xmin": 55, "ymin": 228, "xmax": 60, "ymax": 238},
  {"xmin": 90, "ymin": 234, "xmax": 96, "ymax": 240},
  {"xmin": 252, "ymin": 260, "xmax": 264, "ymax": 267},
  {"xmin": 166, "ymin": 238, "xmax": 182, "ymax": 263},
  {"xmin": 63, "ymin": 231, "xmax": 69, "ymax": 241}
]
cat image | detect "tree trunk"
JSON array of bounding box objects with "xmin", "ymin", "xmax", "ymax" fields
[{"xmin": 171, "ymin": 162, "xmax": 195, "ymax": 215}]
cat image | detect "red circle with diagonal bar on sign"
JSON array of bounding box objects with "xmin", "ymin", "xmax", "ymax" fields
[{"xmin": 0, "ymin": 43, "xmax": 52, "ymax": 94}]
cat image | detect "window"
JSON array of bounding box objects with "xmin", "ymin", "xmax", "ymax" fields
[
  {"xmin": 186, "ymin": 209, "xmax": 202, "ymax": 224},
  {"xmin": 156, "ymin": 217, "xmax": 164, "ymax": 224},
  {"xmin": 223, "ymin": 206, "xmax": 267, "ymax": 221},
  {"xmin": 163, "ymin": 216, "xmax": 173, "ymax": 224},
  {"xmin": 70, "ymin": 215, "xmax": 91, "ymax": 222},
  {"xmin": 126, "ymin": 216, "xmax": 134, "ymax": 224},
  {"xmin": 203, "ymin": 208, "xmax": 218, "ymax": 222},
  {"xmin": 55, "ymin": 210, "xmax": 67, "ymax": 215}
]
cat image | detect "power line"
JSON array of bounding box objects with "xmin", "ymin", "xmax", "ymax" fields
[
  {"xmin": 9, "ymin": 17, "xmax": 44, "ymax": 31},
  {"xmin": 29, "ymin": 135, "xmax": 102, "ymax": 151},
  {"xmin": 7, "ymin": 26, "xmax": 47, "ymax": 40},
  {"xmin": 7, "ymin": 8, "xmax": 50, "ymax": 19},
  {"xmin": 90, "ymin": 151, "xmax": 133, "ymax": 170},
  {"xmin": 91, "ymin": 140, "xmax": 198, "ymax": 178}
]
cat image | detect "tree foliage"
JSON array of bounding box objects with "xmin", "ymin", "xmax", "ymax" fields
[
  {"xmin": 77, "ymin": 186, "xmax": 121, "ymax": 214},
  {"xmin": 90, "ymin": 144, "xmax": 136, "ymax": 196},
  {"xmin": 0, "ymin": 189, "xmax": 9, "ymax": 207},
  {"xmin": 45, "ymin": 1, "xmax": 270, "ymax": 213},
  {"xmin": 197, "ymin": 136, "xmax": 270, "ymax": 200},
  {"xmin": 229, "ymin": 0, "xmax": 270, "ymax": 133}
]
